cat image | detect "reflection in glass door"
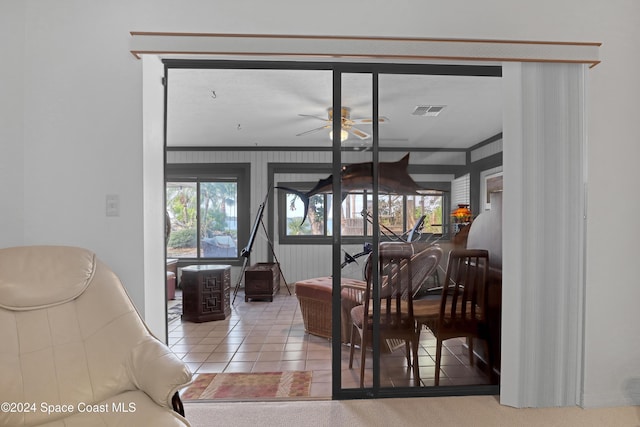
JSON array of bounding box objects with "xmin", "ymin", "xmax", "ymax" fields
[{"xmin": 378, "ymin": 72, "xmax": 501, "ymax": 391}]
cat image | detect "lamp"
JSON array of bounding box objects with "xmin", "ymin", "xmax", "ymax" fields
[{"xmin": 452, "ymin": 204, "xmax": 472, "ymax": 223}]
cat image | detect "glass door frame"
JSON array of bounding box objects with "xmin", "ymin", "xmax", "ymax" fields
[{"xmin": 162, "ymin": 58, "xmax": 502, "ymax": 400}]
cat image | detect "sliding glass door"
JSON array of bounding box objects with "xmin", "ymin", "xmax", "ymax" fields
[
  {"xmin": 164, "ymin": 59, "xmax": 502, "ymax": 400},
  {"xmin": 333, "ymin": 66, "xmax": 502, "ymax": 399}
]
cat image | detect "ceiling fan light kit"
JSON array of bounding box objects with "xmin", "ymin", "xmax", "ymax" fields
[{"xmin": 329, "ymin": 129, "xmax": 349, "ymax": 142}]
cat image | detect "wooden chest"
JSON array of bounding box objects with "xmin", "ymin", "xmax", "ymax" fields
[
  {"xmin": 245, "ymin": 262, "xmax": 280, "ymax": 302},
  {"xmin": 181, "ymin": 264, "xmax": 231, "ymax": 322}
]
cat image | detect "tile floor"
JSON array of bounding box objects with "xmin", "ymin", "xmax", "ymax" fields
[{"xmin": 168, "ymin": 288, "xmax": 491, "ymax": 399}]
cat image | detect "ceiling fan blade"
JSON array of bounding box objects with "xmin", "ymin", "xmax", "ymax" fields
[
  {"xmin": 296, "ymin": 125, "xmax": 329, "ymax": 137},
  {"xmin": 351, "ymin": 116, "xmax": 390, "ymax": 124},
  {"xmin": 349, "ymin": 127, "xmax": 370, "ymax": 140},
  {"xmin": 298, "ymin": 114, "xmax": 330, "ymax": 122}
]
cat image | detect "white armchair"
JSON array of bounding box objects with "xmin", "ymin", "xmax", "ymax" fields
[{"xmin": 0, "ymin": 246, "xmax": 193, "ymax": 427}]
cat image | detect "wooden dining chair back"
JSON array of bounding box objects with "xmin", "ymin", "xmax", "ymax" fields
[
  {"xmin": 348, "ymin": 242, "xmax": 441, "ymax": 387},
  {"xmin": 422, "ymin": 248, "xmax": 491, "ymax": 385}
]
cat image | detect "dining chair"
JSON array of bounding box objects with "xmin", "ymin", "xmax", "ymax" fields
[
  {"xmin": 414, "ymin": 248, "xmax": 491, "ymax": 386},
  {"xmin": 348, "ymin": 242, "xmax": 442, "ymax": 387}
]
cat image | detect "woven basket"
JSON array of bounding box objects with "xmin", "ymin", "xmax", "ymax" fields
[
  {"xmin": 297, "ymin": 295, "xmax": 332, "ymax": 339},
  {"xmin": 295, "ymin": 277, "xmax": 367, "ymax": 343}
]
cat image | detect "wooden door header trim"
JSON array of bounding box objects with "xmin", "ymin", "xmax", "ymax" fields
[{"xmin": 129, "ymin": 32, "xmax": 601, "ymax": 67}]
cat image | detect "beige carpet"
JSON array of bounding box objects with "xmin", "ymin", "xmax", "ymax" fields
[{"xmin": 183, "ymin": 395, "xmax": 639, "ymax": 427}]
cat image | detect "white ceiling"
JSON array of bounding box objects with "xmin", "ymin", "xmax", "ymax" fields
[{"xmin": 166, "ymin": 68, "xmax": 503, "ymax": 150}]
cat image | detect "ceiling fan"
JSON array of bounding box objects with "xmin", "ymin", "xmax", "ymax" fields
[{"xmin": 296, "ymin": 107, "xmax": 389, "ymax": 142}]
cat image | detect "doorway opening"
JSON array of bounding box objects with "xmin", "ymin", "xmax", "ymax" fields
[{"xmin": 162, "ymin": 60, "xmax": 503, "ymax": 401}]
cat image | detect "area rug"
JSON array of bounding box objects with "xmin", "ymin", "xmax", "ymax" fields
[{"xmin": 181, "ymin": 371, "xmax": 313, "ymax": 400}]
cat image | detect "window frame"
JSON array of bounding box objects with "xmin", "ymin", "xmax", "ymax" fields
[
  {"xmin": 165, "ymin": 163, "xmax": 251, "ymax": 266},
  {"xmin": 277, "ymin": 181, "xmax": 333, "ymax": 244}
]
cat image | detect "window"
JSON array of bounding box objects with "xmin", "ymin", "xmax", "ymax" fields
[
  {"xmin": 166, "ymin": 164, "xmax": 250, "ymax": 263},
  {"xmin": 278, "ymin": 183, "xmax": 445, "ymax": 243},
  {"xmin": 283, "ymin": 191, "xmax": 332, "ymax": 237},
  {"xmin": 166, "ymin": 181, "xmax": 198, "ymax": 257}
]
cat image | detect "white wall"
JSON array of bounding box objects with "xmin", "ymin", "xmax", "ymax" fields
[
  {"xmin": 0, "ymin": 1, "xmax": 25, "ymax": 248},
  {"xmin": 577, "ymin": 4, "xmax": 640, "ymax": 408},
  {"xmin": 2, "ymin": 0, "xmax": 639, "ymax": 408},
  {"xmin": 11, "ymin": 1, "xmax": 147, "ymax": 307}
]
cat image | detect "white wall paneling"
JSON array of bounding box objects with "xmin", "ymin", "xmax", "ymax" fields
[
  {"xmin": 451, "ymin": 174, "xmax": 470, "ymax": 207},
  {"xmin": 471, "ymin": 138, "xmax": 504, "ymax": 163}
]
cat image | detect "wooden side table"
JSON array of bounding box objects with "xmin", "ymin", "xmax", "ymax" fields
[{"xmin": 181, "ymin": 264, "xmax": 231, "ymax": 322}]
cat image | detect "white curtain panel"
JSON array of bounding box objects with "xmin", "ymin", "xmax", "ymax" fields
[{"xmin": 501, "ymin": 62, "xmax": 586, "ymax": 408}]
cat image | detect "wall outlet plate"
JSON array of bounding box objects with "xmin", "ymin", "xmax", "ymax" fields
[{"xmin": 106, "ymin": 194, "xmax": 119, "ymax": 217}]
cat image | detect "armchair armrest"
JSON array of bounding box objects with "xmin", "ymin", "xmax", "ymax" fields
[{"xmin": 126, "ymin": 337, "xmax": 193, "ymax": 408}]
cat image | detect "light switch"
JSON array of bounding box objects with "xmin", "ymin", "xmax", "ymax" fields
[{"xmin": 106, "ymin": 194, "xmax": 119, "ymax": 217}]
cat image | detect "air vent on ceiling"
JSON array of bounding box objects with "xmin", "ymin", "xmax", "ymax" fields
[{"xmin": 412, "ymin": 105, "xmax": 445, "ymax": 117}]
